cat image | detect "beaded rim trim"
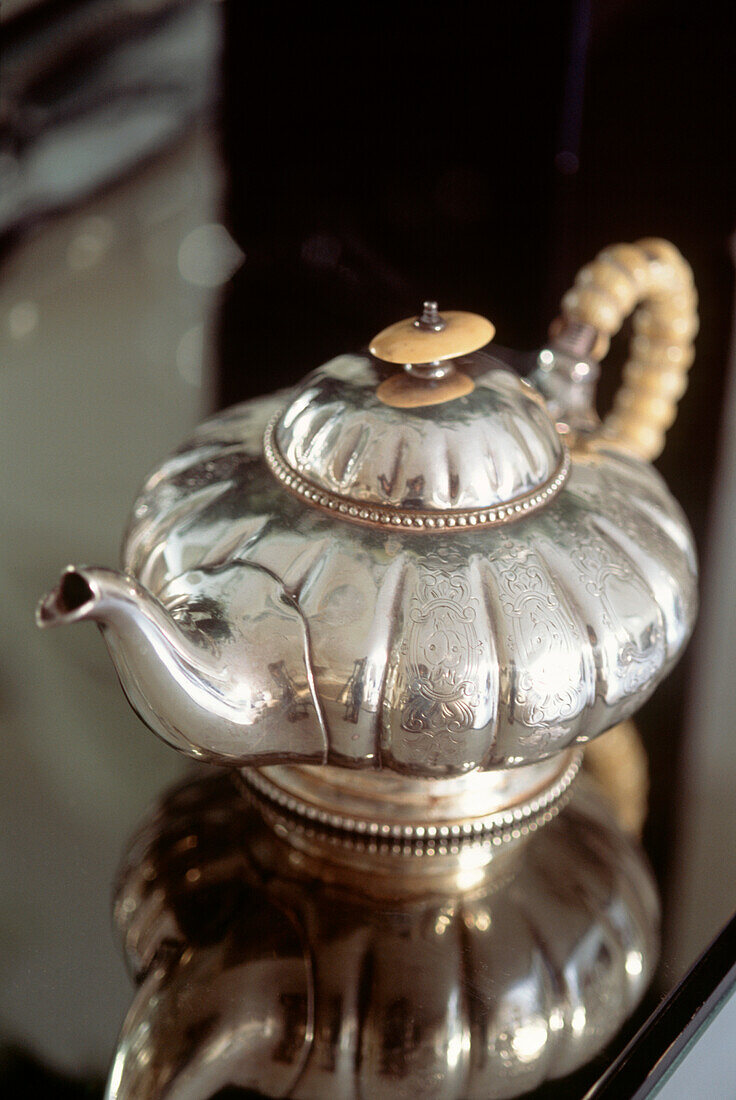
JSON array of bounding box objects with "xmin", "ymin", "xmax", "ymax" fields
[
  {"xmin": 263, "ymin": 412, "xmax": 571, "ymax": 532},
  {"xmin": 251, "ymin": 788, "xmax": 575, "ymax": 859},
  {"xmin": 241, "ymin": 749, "xmax": 582, "ymax": 855}
]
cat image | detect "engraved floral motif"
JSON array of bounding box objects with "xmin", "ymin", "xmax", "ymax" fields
[
  {"xmin": 495, "ymin": 544, "xmax": 585, "ymax": 748},
  {"xmin": 618, "ymin": 632, "xmax": 663, "ymax": 695},
  {"xmin": 399, "ymin": 569, "xmax": 483, "ymax": 760},
  {"xmin": 560, "ymin": 497, "xmax": 667, "ymax": 700}
]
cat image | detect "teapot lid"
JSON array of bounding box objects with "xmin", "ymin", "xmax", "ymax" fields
[{"xmin": 265, "ymin": 303, "xmax": 570, "ymax": 532}]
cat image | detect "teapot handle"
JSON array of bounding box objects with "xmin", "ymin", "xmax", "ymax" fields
[{"xmin": 552, "ymin": 238, "xmax": 698, "ymax": 461}]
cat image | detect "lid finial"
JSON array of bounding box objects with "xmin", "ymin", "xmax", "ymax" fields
[
  {"xmin": 414, "ymin": 301, "xmax": 446, "ymax": 333},
  {"xmin": 370, "ymin": 306, "xmax": 495, "ymax": 367}
]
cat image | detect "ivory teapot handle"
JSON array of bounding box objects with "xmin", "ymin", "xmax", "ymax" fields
[{"xmin": 553, "ymin": 238, "xmax": 698, "ymax": 461}]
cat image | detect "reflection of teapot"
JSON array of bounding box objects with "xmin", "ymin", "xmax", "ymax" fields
[
  {"xmin": 107, "ymin": 766, "xmax": 659, "ymax": 1100},
  {"xmin": 38, "ymin": 239, "xmax": 698, "ymax": 779}
]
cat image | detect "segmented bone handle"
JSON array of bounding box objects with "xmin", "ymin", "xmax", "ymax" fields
[{"xmin": 555, "ymin": 238, "xmax": 698, "ymax": 461}]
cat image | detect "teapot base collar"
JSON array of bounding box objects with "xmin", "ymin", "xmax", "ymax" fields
[{"xmin": 239, "ymin": 748, "xmax": 582, "ymax": 862}]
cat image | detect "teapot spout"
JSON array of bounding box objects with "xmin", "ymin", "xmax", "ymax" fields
[
  {"xmin": 37, "ymin": 565, "xmax": 176, "ymax": 637},
  {"xmin": 37, "ymin": 565, "xmax": 328, "ymax": 766},
  {"xmin": 37, "ymin": 565, "xmax": 115, "ymax": 628}
]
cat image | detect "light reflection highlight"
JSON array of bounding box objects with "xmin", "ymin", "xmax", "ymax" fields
[
  {"xmin": 177, "ymin": 223, "xmax": 244, "ymax": 287},
  {"xmin": 8, "ymin": 300, "xmax": 39, "ymax": 340},
  {"xmin": 511, "ymin": 1019, "xmax": 548, "ymax": 1062}
]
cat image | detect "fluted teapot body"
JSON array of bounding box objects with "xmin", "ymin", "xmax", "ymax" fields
[{"xmin": 38, "ymin": 238, "xmax": 699, "ymax": 779}]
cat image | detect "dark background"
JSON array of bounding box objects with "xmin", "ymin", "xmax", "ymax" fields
[{"xmin": 2, "ymin": 0, "xmax": 735, "ymax": 1094}]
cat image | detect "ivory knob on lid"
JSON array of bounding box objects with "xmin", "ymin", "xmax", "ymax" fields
[{"xmin": 370, "ymin": 302, "xmax": 496, "ymax": 366}]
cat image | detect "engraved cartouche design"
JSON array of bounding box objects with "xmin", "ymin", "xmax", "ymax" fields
[
  {"xmin": 399, "ymin": 567, "xmax": 483, "ymax": 761},
  {"xmin": 494, "ymin": 535, "xmax": 586, "ymax": 750}
]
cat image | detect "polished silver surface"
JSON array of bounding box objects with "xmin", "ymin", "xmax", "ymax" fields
[
  {"xmin": 37, "ymin": 563, "xmax": 328, "ymax": 765},
  {"xmin": 242, "ymin": 765, "xmax": 580, "ymax": 880},
  {"xmin": 413, "ymin": 299, "xmax": 447, "ymax": 333},
  {"xmin": 272, "ymin": 352, "xmax": 567, "ymax": 514},
  {"xmin": 39, "ymin": 389, "xmax": 695, "ymax": 775},
  {"xmin": 244, "ymin": 747, "xmax": 582, "ymax": 848},
  {"xmin": 530, "ymin": 328, "xmax": 602, "ymax": 435},
  {"xmin": 265, "ymin": 405, "xmax": 571, "ymax": 532},
  {"xmin": 38, "ymin": 322, "xmax": 697, "ymax": 777},
  {"xmin": 107, "ymin": 771, "xmax": 660, "ymax": 1100}
]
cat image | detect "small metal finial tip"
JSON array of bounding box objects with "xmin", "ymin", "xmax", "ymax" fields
[{"xmin": 415, "ymin": 301, "xmax": 446, "ymax": 333}]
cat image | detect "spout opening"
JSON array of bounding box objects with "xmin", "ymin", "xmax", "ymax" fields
[
  {"xmin": 58, "ymin": 570, "xmax": 95, "ymax": 614},
  {"xmin": 37, "ymin": 568, "xmax": 97, "ymax": 628}
]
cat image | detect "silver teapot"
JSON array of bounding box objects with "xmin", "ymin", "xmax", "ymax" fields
[{"xmin": 39, "ymin": 237, "xmax": 697, "ymax": 784}]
